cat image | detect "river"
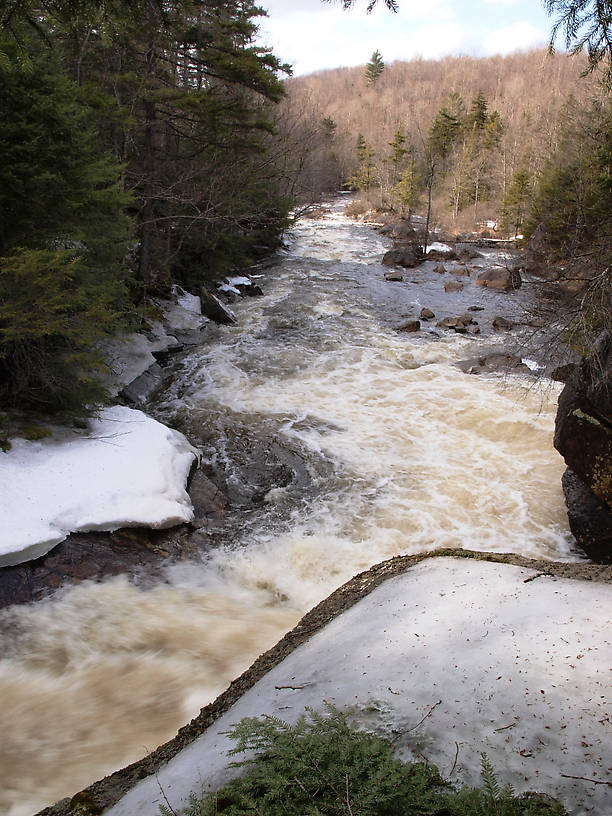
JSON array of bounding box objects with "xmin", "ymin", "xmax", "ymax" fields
[{"xmin": 0, "ymin": 201, "xmax": 579, "ymax": 816}]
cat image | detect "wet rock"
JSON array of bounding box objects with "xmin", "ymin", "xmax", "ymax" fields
[
  {"xmin": 450, "ymin": 266, "xmax": 471, "ymax": 276},
  {"xmin": 396, "ymin": 320, "xmax": 420, "ymax": 333},
  {"xmin": 420, "ymin": 308, "xmax": 435, "ymax": 320},
  {"xmin": 436, "ymin": 314, "xmax": 475, "ymax": 333},
  {"xmin": 475, "ymin": 266, "xmax": 522, "ymax": 291},
  {"xmin": 382, "ymin": 246, "xmax": 422, "ymax": 268},
  {"xmin": 200, "ymin": 289, "xmax": 236, "ymax": 324},
  {"xmin": 188, "ymin": 470, "xmax": 228, "ymax": 521},
  {"xmin": 455, "ymin": 353, "xmax": 532, "ymax": 376},
  {"xmin": 120, "ymin": 363, "xmax": 170, "ymax": 405},
  {"xmin": 492, "ymin": 316, "xmax": 514, "ymax": 331},
  {"xmin": 562, "ymin": 469, "xmax": 612, "ymax": 563},
  {"xmin": 433, "ymin": 265, "xmax": 446, "ymax": 274},
  {"xmin": 0, "ymin": 528, "xmax": 194, "ymax": 609},
  {"xmin": 468, "ymin": 305, "xmax": 485, "ymax": 312},
  {"xmin": 427, "ymin": 248, "xmax": 458, "ymax": 262},
  {"xmin": 456, "ymin": 244, "xmax": 483, "ymax": 261},
  {"xmin": 444, "ymin": 280, "xmax": 464, "ymax": 293},
  {"xmin": 384, "ymin": 270, "xmax": 404, "ymax": 282}
]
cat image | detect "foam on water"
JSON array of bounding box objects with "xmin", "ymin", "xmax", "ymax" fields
[{"xmin": 0, "ymin": 202, "xmax": 577, "ymax": 816}]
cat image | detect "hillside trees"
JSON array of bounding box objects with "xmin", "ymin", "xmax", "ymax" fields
[{"xmin": 524, "ymin": 95, "xmax": 611, "ymax": 344}]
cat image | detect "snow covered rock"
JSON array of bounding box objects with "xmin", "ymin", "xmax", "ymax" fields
[{"xmin": 0, "ymin": 406, "xmax": 198, "ymax": 567}]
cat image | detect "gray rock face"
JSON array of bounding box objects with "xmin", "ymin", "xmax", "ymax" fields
[
  {"xmin": 562, "ymin": 469, "xmax": 612, "ymax": 563},
  {"xmin": 475, "ymin": 266, "xmax": 522, "ymax": 291},
  {"xmin": 554, "ymin": 332, "xmax": 612, "ymax": 561}
]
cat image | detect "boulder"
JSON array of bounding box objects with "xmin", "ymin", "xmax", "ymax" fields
[
  {"xmin": 450, "ymin": 266, "xmax": 471, "ymax": 276},
  {"xmin": 396, "ymin": 320, "xmax": 420, "ymax": 333},
  {"xmin": 475, "ymin": 266, "xmax": 522, "ymax": 291},
  {"xmin": 436, "ymin": 314, "xmax": 475, "ymax": 333},
  {"xmin": 456, "ymin": 244, "xmax": 483, "ymax": 261},
  {"xmin": 492, "ymin": 316, "xmax": 514, "ymax": 331},
  {"xmin": 188, "ymin": 470, "xmax": 228, "ymax": 524},
  {"xmin": 433, "ymin": 264, "xmax": 446, "ymax": 274},
  {"xmin": 456, "ymin": 353, "xmax": 532, "ymax": 376},
  {"xmin": 554, "ymin": 332, "xmax": 612, "ymax": 508},
  {"xmin": 444, "ymin": 280, "xmax": 464, "ymax": 293},
  {"xmin": 120, "ymin": 363, "xmax": 170, "ymax": 405},
  {"xmin": 381, "ymin": 246, "xmax": 422, "ymax": 268},
  {"xmin": 384, "ymin": 270, "xmax": 404, "ymax": 282},
  {"xmin": 420, "ymin": 308, "xmax": 435, "ymax": 320},
  {"xmin": 562, "ymin": 469, "xmax": 612, "ymax": 563},
  {"xmin": 200, "ymin": 289, "xmax": 237, "ymax": 324},
  {"xmin": 427, "ymin": 248, "xmax": 458, "ymax": 262}
]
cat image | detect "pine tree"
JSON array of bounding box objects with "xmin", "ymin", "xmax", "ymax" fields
[
  {"xmin": 501, "ymin": 168, "xmax": 532, "ymax": 236},
  {"xmin": 365, "ymin": 49, "xmax": 385, "ymax": 85},
  {"xmin": 0, "ymin": 37, "xmax": 133, "ymax": 413},
  {"xmin": 351, "ymin": 133, "xmax": 377, "ymax": 191}
]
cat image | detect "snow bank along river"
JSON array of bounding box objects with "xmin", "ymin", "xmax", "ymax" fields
[{"xmin": 0, "ymin": 202, "xmax": 590, "ymax": 816}]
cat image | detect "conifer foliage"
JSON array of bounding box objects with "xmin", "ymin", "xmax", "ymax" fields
[
  {"xmin": 0, "ymin": 1, "xmax": 292, "ymax": 417},
  {"xmin": 164, "ymin": 706, "xmax": 568, "ymax": 816},
  {"xmin": 365, "ymin": 49, "xmax": 385, "ymax": 85}
]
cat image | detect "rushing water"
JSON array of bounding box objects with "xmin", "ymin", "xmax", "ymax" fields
[{"xmin": 0, "ymin": 202, "xmax": 578, "ymax": 816}]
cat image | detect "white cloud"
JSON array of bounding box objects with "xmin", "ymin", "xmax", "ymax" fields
[
  {"xmin": 483, "ymin": 21, "xmax": 547, "ymax": 55},
  {"xmin": 257, "ymin": 1, "xmax": 461, "ymax": 75}
]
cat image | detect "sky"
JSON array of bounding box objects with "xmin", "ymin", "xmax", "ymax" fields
[{"xmin": 255, "ymin": 0, "xmax": 556, "ymax": 76}]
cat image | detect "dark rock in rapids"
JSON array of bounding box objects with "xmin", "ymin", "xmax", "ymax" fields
[
  {"xmin": 456, "ymin": 244, "xmax": 483, "ymax": 261},
  {"xmin": 188, "ymin": 470, "xmax": 228, "ymax": 526},
  {"xmin": 382, "ymin": 246, "xmax": 422, "ymax": 268},
  {"xmin": 492, "ymin": 316, "xmax": 514, "ymax": 331},
  {"xmin": 455, "ymin": 353, "xmax": 532, "ymax": 376},
  {"xmin": 433, "ymin": 264, "xmax": 446, "ymax": 274},
  {"xmin": 475, "ymin": 266, "xmax": 522, "ymax": 291},
  {"xmin": 396, "ymin": 320, "xmax": 420, "ymax": 333},
  {"xmin": 562, "ymin": 469, "xmax": 612, "ymax": 563},
  {"xmin": 450, "ymin": 265, "xmax": 471, "ymax": 276},
  {"xmin": 444, "ymin": 280, "xmax": 464, "ymax": 293},
  {"xmin": 384, "ymin": 270, "xmax": 404, "ymax": 281},
  {"xmin": 200, "ymin": 289, "xmax": 236, "ymax": 324},
  {"xmin": 420, "ymin": 308, "xmax": 435, "ymax": 320}
]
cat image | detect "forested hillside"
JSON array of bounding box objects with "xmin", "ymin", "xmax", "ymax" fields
[
  {"xmin": 0, "ymin": 0, "xmax": 294, "ymax": 418},
  {"xmin": 283, "ymin": 49, "xmax": 603, "ymax": 229}
]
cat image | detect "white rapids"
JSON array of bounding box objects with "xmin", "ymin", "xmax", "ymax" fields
[{"xmin": 0, "ymin": 202, "xmax": 578, "ymax": 816}]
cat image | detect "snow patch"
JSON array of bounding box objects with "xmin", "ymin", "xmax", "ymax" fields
[
  {"xmin": 426, "ymin": 242, "xmax": 453, "ymax": 253},
  {"xmin": 0, "ymin": 406, "xmax": 198, "ymax": 567}
]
